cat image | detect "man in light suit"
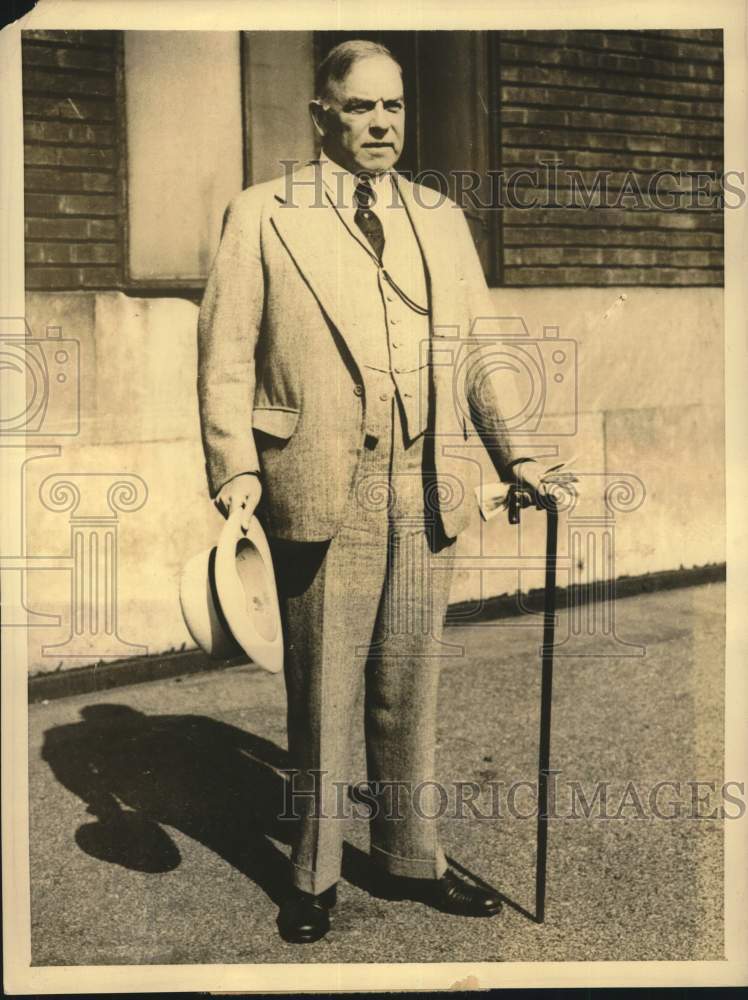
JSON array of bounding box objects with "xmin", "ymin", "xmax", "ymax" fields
[{"xmin": 197, "ymin": 39, "xmax": 546, "ymax": 943}]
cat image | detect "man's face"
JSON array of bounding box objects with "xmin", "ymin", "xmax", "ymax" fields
[{"xmin": 314, "ymin": 55, "xmax": 405, "ymax": 175}]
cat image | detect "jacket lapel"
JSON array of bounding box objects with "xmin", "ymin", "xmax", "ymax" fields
[{"xmin": 270, "ymin": 163, "xmax": 375, "ymax": 373}]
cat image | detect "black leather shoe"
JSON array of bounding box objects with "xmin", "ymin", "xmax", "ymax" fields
[
  {"xmin": 429, "ymin": 868, "xmax": 503, "ymax": 917},
  {"xmin": 276, "ymin": 886, "xmax": 336, "ymax": 944},
  {"xmin": 376, "ymin": 868, "xmax": 502, "ymax": 917}
]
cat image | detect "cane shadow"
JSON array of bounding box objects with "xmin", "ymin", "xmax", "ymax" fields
[
  {"xmin": 41, "ymin": 703, "xmax": 376, "ymax": 906},
  {"xmin": 447, "ymin": 855, "xmax": 539, "ymax": 925}
]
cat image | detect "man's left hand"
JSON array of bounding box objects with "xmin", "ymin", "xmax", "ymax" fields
[{"xmin": 513, "ymin": 461, "xmax": 550, "ymax": 504}]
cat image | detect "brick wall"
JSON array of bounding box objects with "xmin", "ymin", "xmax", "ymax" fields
[
  {"xmin": 22, "ymin": 30, "xmax": 123, "ymax": 291},
  {"xmin": 495, "ymin": 29, "xmax": 724, "ymax": 286}
]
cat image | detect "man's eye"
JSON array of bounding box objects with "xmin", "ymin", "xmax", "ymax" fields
[{"xmin": 386, "ymin": 102, "xmax": 404, "ymax": 112}]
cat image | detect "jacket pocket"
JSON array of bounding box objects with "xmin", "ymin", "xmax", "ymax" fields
[{"xmin": 252, "ymin": 405, "xmax": 300, "ymax": 440}]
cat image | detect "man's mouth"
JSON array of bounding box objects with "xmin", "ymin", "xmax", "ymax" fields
[{"xmin": 363, "ymin": 142, "xmax": 394, "ymax": 149}]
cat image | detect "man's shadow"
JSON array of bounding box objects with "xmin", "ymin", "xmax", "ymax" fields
[{"xmin": 41, "ymin": 703, "xmax": 374, "ymax": 907}]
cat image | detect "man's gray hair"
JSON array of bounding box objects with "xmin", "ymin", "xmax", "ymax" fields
[{"xmin": 315, "ymin": 39, "xmax": 402, "ymax": 101}]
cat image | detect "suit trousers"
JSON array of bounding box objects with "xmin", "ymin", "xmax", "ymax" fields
[{"xmin": 269, "ymin": 374, "xmax": 457, "ymax": 894}]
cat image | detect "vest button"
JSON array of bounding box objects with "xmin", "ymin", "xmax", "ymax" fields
[
  {"xmin": 353, "ymin": 384, "xmax": 363, "ymax": 397},
  {"xmin": 379, "ymin": 392, "xmax": 389, "ymax": 402}
]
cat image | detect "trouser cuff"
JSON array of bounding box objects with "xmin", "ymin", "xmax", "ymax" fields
[{"xmin": 370, "ymin": 842, "xmax": 448, "ymax": 880}]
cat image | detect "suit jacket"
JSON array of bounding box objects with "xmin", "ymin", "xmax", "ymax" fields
[{"xmin": 197, "ymin": 161, "xmax": 519, "ymax": 542}]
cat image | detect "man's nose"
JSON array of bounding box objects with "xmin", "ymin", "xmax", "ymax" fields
[{"xmin": 370, "ymin": 101, "xmax": 389, "ymax": 130}]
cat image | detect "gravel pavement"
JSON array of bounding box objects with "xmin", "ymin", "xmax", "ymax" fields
[{"xmin": 28, "ymin": 582, "xmax": 725, "ymax": 965}]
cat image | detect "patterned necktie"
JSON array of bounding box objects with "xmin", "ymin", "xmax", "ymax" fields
[{"xmin": 353, "ymin": 178, "xmax": 385, "ymax": 261}]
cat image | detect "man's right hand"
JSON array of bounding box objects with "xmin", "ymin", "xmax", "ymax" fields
[{"xmin": 214, "ymin": 473, "xmax": 262, "ymax": 533}]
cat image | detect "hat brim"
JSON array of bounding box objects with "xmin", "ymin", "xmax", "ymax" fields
[
  {"xmin": 215, "ymin": 513, "xmax": 284, "ymax": 674},
  {"xmin": 179, "ymin": 545, "xmax": 244, "ymax": 660}
]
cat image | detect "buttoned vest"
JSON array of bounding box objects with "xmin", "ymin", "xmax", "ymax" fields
[{"xmin": 325, "ymin": 189, "xmax": 431, "ymax": 445}]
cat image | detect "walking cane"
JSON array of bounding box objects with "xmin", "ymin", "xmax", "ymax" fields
[{"xmin": 508, "ymin": 485, "xmax": 559, "ymax": 924}]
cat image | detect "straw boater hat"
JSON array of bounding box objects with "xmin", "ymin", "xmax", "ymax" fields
[{"xmin": 179, "ymin": 510, "xmax": 283, "ymax": 674}]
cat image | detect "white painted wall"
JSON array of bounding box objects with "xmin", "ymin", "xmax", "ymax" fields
[{"xmin": 21, "ymin": 286, "xmax": 723, "ymax": 673}]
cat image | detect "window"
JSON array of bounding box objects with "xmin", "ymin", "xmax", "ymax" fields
[{"xmin": 123, "ymin": 31, "xmax": 244, "ymax": 287}]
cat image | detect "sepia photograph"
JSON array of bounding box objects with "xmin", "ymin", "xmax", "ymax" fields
[{"xmin": 1, "ymin": 0, "xmax": 746, "ymax": 993}]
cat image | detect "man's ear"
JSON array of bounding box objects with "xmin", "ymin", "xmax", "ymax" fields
[{"xmin": 309, "ymin": 100, "xmax": 327, "ymax": 138}]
